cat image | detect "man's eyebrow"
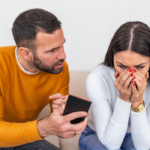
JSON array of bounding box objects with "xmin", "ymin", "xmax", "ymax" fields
[
  {"xmin": 116, "ymin": 61, "xmax": 147, "ymax": 67},
  {"xmin": 46, "ymin": 39, "xmax": 66, "ymax": 52}
]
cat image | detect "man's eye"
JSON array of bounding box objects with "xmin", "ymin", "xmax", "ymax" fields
[
  {"xmin": 49, "ymin": 48, "xmax": 57, "ymax": 53},
  {"xmin": 52, "ymin": 49, "xmax": 57, "ymax": 52},
  {"xmin": 53, "ymin": 48, "xmax": 59, "ymax": 52}
]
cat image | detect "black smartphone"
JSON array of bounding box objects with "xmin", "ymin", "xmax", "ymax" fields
[{"xmin": 63, "ymin": 94, "xmax": 92, "ymax": 124}]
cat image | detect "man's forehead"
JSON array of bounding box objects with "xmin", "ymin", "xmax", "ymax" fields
[{"xmin": 36, "ymin": 29, "xmax": 65, "ymax": 49}]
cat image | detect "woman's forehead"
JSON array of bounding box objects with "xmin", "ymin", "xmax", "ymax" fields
[{"xmin": 114, "ymin": 50, "xmax": 150, "ymax": 65}]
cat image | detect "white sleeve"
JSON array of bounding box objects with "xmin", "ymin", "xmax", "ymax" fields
[
  {"xmin": 86, "ymin": 74, "xmax": 131, "ymax": 150},
  {"xmin": 131, "ymin": 104, "xmax": 150, "ymax": 150}
]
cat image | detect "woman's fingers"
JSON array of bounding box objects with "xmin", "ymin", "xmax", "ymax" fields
[
  {"xmin": 134, "ymin": 77, "xmax": 142, "ymax": 91},
  {"xmin": 135, "ymin": 72, "xmax": 144, "ymax": 83},
  {"xmin": 117, "ymin": 68, "xmax": 133, "ymax": 88},
  {"xmin": 114, "ymin": 69, "xmax": 148, "ymax": 103},
  {"xmin": 114, "ymin": 68, "xmax": 132, "ymax": 87},
  {"xmin": 146, "ymin": 72, "xmax": 149, "ymax": 80},
  {"xmin": 123, "ymin": 72, "xmax": 135, "ymax": 89},
  {"xmin": 114, "ymin": 71, "xmax": 119, "ymax": 78},
  {"xmin": 114, "ymin": 68, "xmax": 134, "ymax": 102},
  {"xmin": 133, "ymin": 72, "xmax": 148, "ymax": 91},
  {"xmin": 114, "ymin": 69, "xmax": 127, "ymax": 85},
  {"xmin": 131, "ymin": 80, "xmax": 138, "ymax": 95},
  {"xmin": 128, "ymin": 82, "xmax": 132, "ymax": 91},
  {"xmin": 135, "ymin": 71, "xmax": 149, "ymax": 84}
]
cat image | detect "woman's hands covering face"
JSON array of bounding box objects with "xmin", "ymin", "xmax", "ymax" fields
[
  {"xmin": 114, "ymin": 68, "xmax": 135, "ymax": 102},
  {"xmin": 131, "ymin": 71, "xmax": 149, "ymax": 107},
  {"xmin": 114, "ymin": 68, "xmax": 149, "ymax": 106}
]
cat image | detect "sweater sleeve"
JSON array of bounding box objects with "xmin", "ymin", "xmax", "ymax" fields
[
  {"xmin": 86, "ymin": 74, "xmax": 131, "ymax": 150},
  {"xmin": 131, "ymin": 104, "xmax": 150, "ymax": 150},
  {"xmin": 59, "ymin": 61, "xmax": 69, "ymax": 96},
  {"xmin": 0, "ymin": 90, "xmax": 42, "ymax": 147}
]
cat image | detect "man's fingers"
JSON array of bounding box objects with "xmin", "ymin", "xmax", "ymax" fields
[
  {"xmin": 61, "ymin": 104, "xmax": 66, "ymax": 114},
  {"xmin": 64, "ymin": 95, "xmax": 69, "ymax": 102},
  {"xmin": 53, "ymin": 95, "xmax": 68, "ymax": 104},
  {"xmin": 62, "ymin": 117, "xmax": 88, "ymax": 135},
  {"xmin": 49, "ymin": 93, "xmax": 64, "ymax": 100},
  {"xmin": 48, "ymin": 111, "xmax": 87, "ymax": 139},
  {"xmin": 53, "ymin": 98, "xmax": 66, "ymax": 105},
  {"xmin": 53, "ymin": 104, "xmax": 65, "ymax": 114},
  {"xmin": 59, "ymin": 130, "xmax": 78, "ymax": 139},
  {"xmin": 52, "ymin": 104, "xmax": 61, "ymax": 109},
  {"xmin": 63, "ymin": 111, "xmax": 87, "ymax": 123},
  {"xmin": 71, "ymin": 117, "xmax": 88, "ymax": 134},
  {"xmin": 50, "ymin": 94, "xmax": 68, "ymax": 109}
]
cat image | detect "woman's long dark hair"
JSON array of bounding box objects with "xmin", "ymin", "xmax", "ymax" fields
[{"xmin": 104, "ymin": 21, "xmax": 150, "ymax": 81}]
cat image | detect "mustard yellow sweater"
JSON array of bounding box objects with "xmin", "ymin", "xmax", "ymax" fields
[{"xmin": 0, "ymin": 46, "xmax": 69, "ymax": 147}]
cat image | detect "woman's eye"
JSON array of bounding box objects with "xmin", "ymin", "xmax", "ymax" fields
[
  {"xmin": 51, "ymin": 49, "xmax": 55, "ymax": 52},
  {"xmin": 137, "ymin": 66, "xmax": 144, "ymax": 69},
  {"xmin": 118, "ymin": 65, "xmax": 127, "ymax": 68}
]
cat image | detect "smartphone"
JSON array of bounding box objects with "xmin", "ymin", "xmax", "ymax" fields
[{"xmin": 63, "ymin": 94, "xmax": 92, "ymax": 124}]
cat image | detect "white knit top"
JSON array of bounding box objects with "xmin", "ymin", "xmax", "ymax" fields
[{"xmin": 87, "ymin": 64, "xmax": 150, "ymax": 150}]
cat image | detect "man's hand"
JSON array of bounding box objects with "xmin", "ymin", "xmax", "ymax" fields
[
  {"xmin": 37, "ymin": 93, "xmax": 88, "ymax": 138},
  {"xmin": 37, "ymin": 109, "xmax": 87, "ymax": 138},
  {"xmin": 49, "ymin": 93, "xmax": 68, "ymax": 111}
]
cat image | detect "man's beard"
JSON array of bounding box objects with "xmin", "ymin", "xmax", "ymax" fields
[{"xmin": 33, "ymin": 53, "xmax": 64, "ymax": 74}]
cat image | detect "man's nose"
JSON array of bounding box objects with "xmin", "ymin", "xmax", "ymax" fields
[{"xmin": 58, "ymin": 47, "xmax": 66, "ymax": 60}]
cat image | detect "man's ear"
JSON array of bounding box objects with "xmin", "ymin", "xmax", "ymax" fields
[{"xmin": 18, "ymin": 47, "xmax": 33, "ymax": 61}]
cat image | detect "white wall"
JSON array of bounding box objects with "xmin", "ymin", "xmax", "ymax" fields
[{"xmin": 0, "ymin": 0, "xmax": 150, "ymax": 71}]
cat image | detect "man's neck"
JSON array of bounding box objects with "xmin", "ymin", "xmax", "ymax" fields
[{"xmin": 17, "ymin": 48, "xmax": 40, "ymax": 73}]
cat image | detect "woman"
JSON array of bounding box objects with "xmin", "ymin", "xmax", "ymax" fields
[{"xmin": 79, "ymin": 22, "xmax": 150, "ymax": 150}]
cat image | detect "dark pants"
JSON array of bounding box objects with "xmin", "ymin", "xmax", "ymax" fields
[{"xmin": 0, "ymin": 140, "xmax": 61, "ymax": 150}]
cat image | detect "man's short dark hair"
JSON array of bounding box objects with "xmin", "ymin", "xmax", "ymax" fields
[{"xmin": 12, "ymin": 8, "xmax": 61, "ymax": 50}]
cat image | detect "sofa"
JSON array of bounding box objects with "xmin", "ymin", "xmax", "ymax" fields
[{"xmin": 38, "ymin": 71, "xmax": 90, "ymax": 150}]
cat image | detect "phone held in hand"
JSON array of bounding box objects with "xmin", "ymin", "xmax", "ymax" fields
[{"xmin": 63, "ymin": 95, "xmax": 92, "ymax": 124}]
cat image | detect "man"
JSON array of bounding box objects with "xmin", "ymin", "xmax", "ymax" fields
[{"xmin": 0, "ymin": 8, "xmax": 87, "ymax": 150}]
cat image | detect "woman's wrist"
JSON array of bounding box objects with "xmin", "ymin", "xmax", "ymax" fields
[
  {"xmin": 131, "ymin": 100, "xmax": 143, "ymax": 108},
  {"xmin": 119, "ymin": 95, "xmax": 130, "ymax": 103}
]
